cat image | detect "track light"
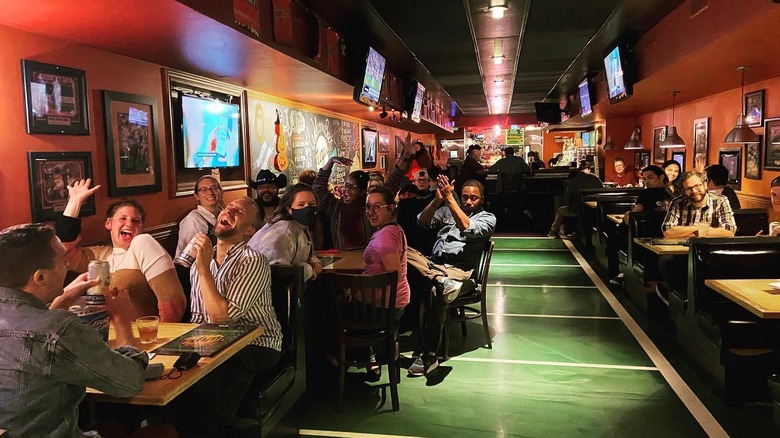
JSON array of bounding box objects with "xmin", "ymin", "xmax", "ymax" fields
[
  {"xmin": 390, "ymin": 110, "xmax": 396, "ymax": 121},
  {"xmin": 379, "ymin": 106, "xmax": 388, "ymax": 119}
]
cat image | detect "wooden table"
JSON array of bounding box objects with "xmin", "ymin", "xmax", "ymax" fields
[
  {"xmin": 317, "ymin": 250, "xmax": 366, "ymax": 273},
  {"xmin": 607, "ymin": 213, "xmax": 625, "ymax": 225},
  {"xmin": 704, "ymin": 279, "xmax": 780, "ymax": 319},
  {"xmin": 585, "ymin": 201, "xmax": 598, "ymax": 209},
  {"xmin": 86, "ymin": 322, "xmax": 264, "ymax": 406},
  {"xmin": 633, "ymin": 238, "xmax": 689, "ymax": 256}
]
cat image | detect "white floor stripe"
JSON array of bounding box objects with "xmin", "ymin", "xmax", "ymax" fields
[
  {"xmin": 563, "ymin": 239, "xmax": 728, "ymax": 438},
  {"xmin": 300, "ymin": 430, "xmax": 426, "ymax": 438},
  {"xmin": 492, "ymin": 248, "xmax": 569, "ymax": 252},
  {"xmin": 491, "ymin": 263, "xmax": 580, "ymax": 267},
  {"xmin": 488, "ymin": 283, "xmax": 598, "ymax": 289},
  {"xmin": 487, "ymin": 312, "xmax": 620, "ymax": 320},
  {"xmin": 492, "ymin": 236, "xmax": 556, "ymax": 239},
  {"xmin": 447, "ymin": 356, "xmax": 659, "ymax": 372}
]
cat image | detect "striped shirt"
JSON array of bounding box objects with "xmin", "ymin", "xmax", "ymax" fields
[
  {"xmin": 662, "ymin": 193, "xmax": 736, "ymax": 233},
  {"xmin": 189, "ymin": 241, "xmax": 282, "ymax": 351}
]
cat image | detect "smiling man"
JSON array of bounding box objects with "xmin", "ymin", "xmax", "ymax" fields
[
  {"xmin": 662, "ymin": 171, "xmax": 736, "ymax": 238},
  {"xmin": 56, "ymin": 179, "xmax": 186, "ymax": 322}
]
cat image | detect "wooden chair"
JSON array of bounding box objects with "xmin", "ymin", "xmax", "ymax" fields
[
  {"xmin": 330, "ymin": 271, "xmax": 400, "ymax": 412},
  {"xmin": 442, "ymin": 240, "xmax": 495, "ymax": 360}
]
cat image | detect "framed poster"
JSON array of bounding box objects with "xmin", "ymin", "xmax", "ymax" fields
[
  {"xmin": 653, "ymin": 126, "xmax": 667, "ymax": 164},
  {"xmin": 764, "ymin": 118, "xmax": 780, "ymax": 170},
  {"xmin": 27, "ymin": 152, "xmax": 95, "ymax": 222},
  {"xmin": 21, "ymin": 60, "xmax": 89, "ymax": 135},
  {"xmin": 718, "ymin": 148, "xmax": 742, "ymax": 190},
  {"xmin": 361, "ymin": 127, "xmax": 378, "ymax": 169},
  {"xmin": 744, "ymin": 136, "xmax": 762, "ymax": 180},
  {"xmin": 103, "ymin": 91, "xmax": 162, "ymax": 196},
  {"xmin": 692, "ymin": 117, "xmax": 709, "ymax": 170},
  {"xmin": 378, "ymin": 131, "xmax": 390, "ymax": 153},
  {"xmin": 744, "ymin": 90, "xmax": 765, "ymax": 128}
]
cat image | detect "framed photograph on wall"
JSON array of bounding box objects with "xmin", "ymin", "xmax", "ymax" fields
[
  {"xmin": 21, "ymin": 60, "xmax": 90, "ymax": 135},
  {"xmin": 718, "ymin": 148, "xmax": 742, "ymax": 191},
  {"xmin": 361, "ymin": 127, "xmax": 378, "ymax": 169},
  {"xmin": 378, "ymin": 131, "xmax": 390, "ymax": 153},
  {"xmin": 744, "ymin": 136, "xmax": 762, "ymax": 180},
  {"xmin": 394, "ymin": 135, "xmax": 404, "ymax": 159},
  {"xmin": 764, "ymin": 117, "xmax": 780, "ymax": 170},
  {"xmin": 27, "ymin": 151, "xmax": 95, "ymax": 222},
  {"xmin": 744, "ymin": 90, "xmax": 765, "ymax": 128},
  {"xmin": 692, "ymin": 117, "xmax": 709, "ymax": 170},
  {"xmin": 103, "ymin": 91, "xmax": 162, "ymax": 196},
  {"xmin": 653, "ymin": 126, "xmax": 667, "ymax": 164},
  {"xmin": 671, "ymin": 151, "xmax": 686, "ymax": 172},
  {"xmin": 634, "ymin": 151, "xmax": 649, "ymax": 170}
]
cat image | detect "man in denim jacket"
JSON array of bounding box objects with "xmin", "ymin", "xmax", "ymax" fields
[{"xmin": 0, "ymin": 224, "xmax": 146, "ymax": 437}]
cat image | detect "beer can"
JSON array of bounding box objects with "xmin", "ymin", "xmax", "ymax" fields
[
  {"xmin": 770, "ymin": 221, "xmax": 780, "ymax": 236},
  {"xmin": 174, "ymin": 237, "xmax": 198, "ymax": 268},
  {"xmin": 87, "ymin": 260, "xmax": 110, "ymax": 296}
]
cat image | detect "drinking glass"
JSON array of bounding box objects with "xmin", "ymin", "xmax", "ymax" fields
[
  {"xmin": 136, "ymin": 316, "xmax": 160, "ymax": 344},
  {"xmin": 697, "ymin": 222, "xmax": 710, "ymax": 238}
]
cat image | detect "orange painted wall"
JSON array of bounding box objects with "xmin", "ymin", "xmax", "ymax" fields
[
  {"xmin": 0, "ymin": 24, "xmax": 429, "ymax": 239},
  {"xmin": 542, "ymin": 132, "xmax": 575, "ymax": 164}
]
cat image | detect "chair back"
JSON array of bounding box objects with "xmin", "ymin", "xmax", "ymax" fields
[
  {"xmin": 473, "ymin": 240, "xmax": 495, "ymax": 291},
  {"xmin": 330, "ymin": 271, "xmax": 398, "ymax": 333},
  {"xmin": 500, "ymin": 173, "xmax": 523, "ymax": 194},
  {"xmin": 733, "ymin": 208, "xmax": 769, "ymax": 236},
  {"xmin": 270, "ymin": 265, "xmax": 305, "ymax": 352}
]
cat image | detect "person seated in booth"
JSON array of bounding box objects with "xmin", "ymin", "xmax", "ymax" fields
[
  {"xmin": 403, "ymin": 140, "xmax": 434, "ymax": 180},
  {"xmin": 248, "ymin": 183, "xmax": 322, "ymax": 282},
  {"xmin": 705, "ymin": 164, "xmax": 741, "ymax": 209},
  {"xmin": 547, "ymin": 161, "xmax": 603, "ymax": 238},
  {"xmin": 406, "ymin": 176, "xmax": 496, "ymax": 377},
  {"xmin": 56, "ymin": 179, "xmax": 186, "ymax": 323},
  {"xmin": 412, "ymin": 168, "xmax": 435, "ymax": 196},
  {"xmin": 488, "ymin": 146, "xmax": 530, "ymax": 175},
  {"xmin": 606, "ymin": 157, "xmax": 638, "ymax": 187},
  {"xmin": 248, "ymin": 169, "xmax": 288, "ymax": 225},
  {"xmin": 662, "ymin": 159, "xmax": 684, "ymax": 197},
  {"xmin": 622, "ymin": 165, "xmax": 672, "ymax": 224},
  {"xmin": 313, "ymin": 156, "xmax": 372, "ymax": 250},
  {"xmin": 0, "ymin": 223, "xmax": 147, "ymax": 438},
  {"xmin": 456, "ymin": 145, "xmax": 486, "ymax": 194}
]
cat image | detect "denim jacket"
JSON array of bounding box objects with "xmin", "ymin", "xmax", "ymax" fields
[{"xmin": 0, "ymin": 287, "xmax": 144, "ymax": 437}]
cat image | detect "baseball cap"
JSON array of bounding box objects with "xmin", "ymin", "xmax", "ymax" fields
[{"xmin": 413, "ymin": 169, "xmax": 429, "ymax": 179}]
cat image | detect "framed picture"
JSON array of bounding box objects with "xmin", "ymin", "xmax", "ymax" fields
[
  {"xmin": 633, "ymin": 151, "xmax": 649, "ymax": 170},
  {"xmin": 653, "ymin": 126, "xmax": 667, "ymax": 164},
  {"xmin": 27, "ymin": 152, "xmax": 95, "ymax": 222},
  {"xmin": 718, "ymin": 148, "xmax": 742, "ymax": 190},
  {"xmin": 394, "ymin": 135, "xmax": 404, "ymax": 159},
  {"xmin": 671, "ymin": 151, "xmax": 686, "ymax": 172},
  {"xmin": 21, "ymin": 60, "xmax": 89, "ymax": 135},
  {"xmin": 378, "ymin": 131, "xmax": 390, "ymax": 153},
  {"xmin": 744, "ymin": 136, "xmax": 762, "ymax": 180},
  {"xmin": 744, "ymin": 90, "xmax": 765, "ymax": 128},
  {"xmin": 103, "ymin": 91, "xmax": 162, "ymax": 196},
  {"xmin": 692, "ymin": 117, "xmax": 709, "ymax": 170},
  {"xmin": 361, "ymin": 127, "xmax": 378, "ymax": 169},
  {"xmin": 764, "ymin": 117, "xmax": 780, "ymax": 170}
]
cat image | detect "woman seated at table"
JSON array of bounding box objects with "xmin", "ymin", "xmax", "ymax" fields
[
  {"xmin": 313, "ymin": 156, "xmax": 372, "ymax": 250},
  {"xmin": 663, "ymin": 160, "xmax": 683, "ymax": 196},
  {"xmin": 248, "ymin": 183, "xmax": 323, "ymax": 281}
]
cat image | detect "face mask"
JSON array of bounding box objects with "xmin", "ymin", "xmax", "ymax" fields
[{"xmin": 290, "ymin": 206, "xmax": 317, "ymax": 226}]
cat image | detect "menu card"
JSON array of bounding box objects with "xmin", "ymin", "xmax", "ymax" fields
[{"xmin": 151, "ymin": 323, "xmax": 257, "ymax": 357}]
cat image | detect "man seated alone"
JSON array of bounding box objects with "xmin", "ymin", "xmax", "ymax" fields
[
  {"xmin": 56, "ymin": 179, "xmax": 186, "ymax": 322},
  {"xmin": 605, "ymin": 157, "xmax": 638, "ymax": 187},
  {"xmin": 622, "ymin": 165, "xmax": 671, "ymax": 224},
  {"xmin": 548, "ymin": 161, "xmax": 603, "ymax": 238},
  {"xmin": 0, "ymin": 223, "xmax": 146, "ymax": 437},
  {"xmin": 705, "ymin": 164, "xmax": 741, "ymax": 209},
  {"xmin": 406, "ymin": 175, "xmax": 496, "ymax": 377}
]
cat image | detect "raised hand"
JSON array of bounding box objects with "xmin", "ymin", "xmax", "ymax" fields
[
  {"xmin": 192, "ymin": 233, "xmax": 214, "ymax": 269},
  {"xmin": 437, "ymin": 174, "xmax": 455, "ymax": 199},
  {"xmin": 325, "ymin": 156, "xmax": 354, "ymax": 170},
  {"xmin": 401, "ymin": 132, "xmax": 414, "ymax": 159},
  {"xmin": 67, "ymin": 179, "xmax": 101, "ymax": 205}
]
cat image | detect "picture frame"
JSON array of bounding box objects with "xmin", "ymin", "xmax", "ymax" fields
[
  {"xmin": 27, "ymin": 151, "xmax": 95, "ymax": 222},
  {"xmin": 671, "ymin": 151, "xmax": 686, "ymax": 172},
  {"xmin": 394, "ymin": 135, "xmax": 404, "ymax": 159},
  {"xmin": 692, "ymin": 117, "xmax": 709, "ymax": 170},
  {"xmin": 744, "ymin": 136, "xmax": 762, "ymax": 180},
  {"xmin": 764, "ymin": 117, "xmax": 780, "ymax": 171},
  {"xmin": 744, "ymin": 90, "xmax": 765, "ymax": 128},
  {"xmin": 378, "ymin": 131, "xmax": 390, "ymax": 153},
  {"xmin": 103, "ymin": 91, "xmax": 162, "ymax": 196},
  {"xmin": 718, "ymin": 147, "xmax": 742, "ymax": 191},
  {"xmin": 21, "ymin": 60, "xmax": 90, "ymax": 135},
  {"xmin": 361, "ymin": 127, "xmax": 378, "ymax": 169},
  {"xmin": 633, "ymin": 151, "xmax": 649, "ymax": 170},
  {"xmin": 653, "ymin": 126, "xmax": 667, "ymax": 164}
]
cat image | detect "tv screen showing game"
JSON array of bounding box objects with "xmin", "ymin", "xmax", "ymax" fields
[
  {"xmin": 578, "ymin": 78, "xmax": 593, "ymax": 117},
  {"xmin": 180, "ymin": 95, "xmax": 241, "ymax": 169},
  {"xmin": 354, "ymin": 47, "xmax": 386, "ymax": 108},
  {"xmin": 603, "ymin": 45, "xmax": 635, "ymax": 104},
  {"xmin": 410, "ymin": 82, "xmax": 425, "ymax": 123}
]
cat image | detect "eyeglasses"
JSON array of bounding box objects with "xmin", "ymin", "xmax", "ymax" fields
[
  {"xmin": 461, "ymin": 194, "xmax": 481, "ymax": 202},
  {"xmin": 197, "ymin": 186, "xmax": 221, "ymax": 194},
  {"xmin": 365, "ymin": 204, "xmax": 389, "ymax": 214},
  {"xmin": 683, "ymin": 182, "xmax": 705, "ymax": 193}
]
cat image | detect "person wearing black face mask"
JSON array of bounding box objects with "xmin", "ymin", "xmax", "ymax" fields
[{"xmin": 248, "ymin": 183, "xmax": 322, "ymax": 281}]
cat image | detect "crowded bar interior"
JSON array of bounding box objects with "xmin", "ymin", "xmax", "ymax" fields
[{"xmin": 3, "ymin": 0, "xmax": 780, "ymax": 436}]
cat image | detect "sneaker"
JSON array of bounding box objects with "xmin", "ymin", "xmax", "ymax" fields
[
  {"xmin": 422, "ymin": 353, "xmax": 439, "ymax": 375},
  {"xmin": 366, "ymin": 354, "xmax": 381, "ymax": 382},
  {"xmin": 609, "ymin": 273, "xmax": 624, "ymax": 287},
  {"xmin": 547, "ymin": 230, "xmax": 560, "ymax": 238},
  {"xmin": 407, "ymin": 355, "xmax": 424, "ymax": 377},
  {"xmin": 439, "ymin": 278, "xmax": 463, "ymax": 302}
]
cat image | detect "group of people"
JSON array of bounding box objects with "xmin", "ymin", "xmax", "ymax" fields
[{"xmin": 0, "ymin": 137, "xmax": 496, "ymax": 437}]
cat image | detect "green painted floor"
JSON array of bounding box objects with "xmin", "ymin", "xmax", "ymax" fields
[{"xmin": 288, "ymin": 238, "xmax": 709, "ymax": 437}]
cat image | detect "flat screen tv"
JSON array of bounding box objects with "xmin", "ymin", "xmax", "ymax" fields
[
  {"xmin": 535, "ymin": 102, "xmax": 561, "ymax": 124},
  {"xmin": 410, "ymin": 82, "xmax": 426, "ymax": 123},
  {"xmin": 603, "ymin": 44, "xmax": 635, "ymax": 104},
  {"xmin": 354, "ymin": 47, "xmax": 386, "ymax": 108},
  {"xmin": 578, "ymin": 78, "xmax": 593, "ymax": 117},
  {"xmin": 178, "ymin": 95, "xmax": 241, "ymax": 169}
]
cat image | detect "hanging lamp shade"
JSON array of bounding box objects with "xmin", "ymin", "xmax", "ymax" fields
[
  {"xmin": 624, "ymin": 128, "xmax": 644, "ymax": 150},
  {"xmin": 660, "ymin": 91, "xmax": 685, "ymax": 149},
  {"xmin": 603, "ymin": 136, "xmax": 616, "ymax": 150},
  {"xmin": 724, "ymin": 67, "xmax": 759, "ymax": 143}
]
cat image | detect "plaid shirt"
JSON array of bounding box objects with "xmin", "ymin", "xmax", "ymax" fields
[{"xmin": 662, "ymin": 193, "xmax": 736, "ymax": 233}]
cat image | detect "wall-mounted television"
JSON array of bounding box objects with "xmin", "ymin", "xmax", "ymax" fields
[
  {"xmin": 578, "ymin": 78, "xmax": 593, "ymax": 117},
  {"xmin": 603, "ymin": 44, "xmax": 635, "ymax": 104},
  {"xmin": 361, "ymin": 127, "xmax": 378, "ymax": 168},
  {"xmin": 179, "ymin": 95, "xmax": 241, "ymax": 169},
  {"xmin": 534, "ymin": 102, "xmax": 562, "ymax": 124},
  {"xmin": 410, "ymin": 82, "xmax": 426, "ymax": 123},
  {"xmin": 353, "ymin": 47, "xmax": 386, "ymax": 108}
]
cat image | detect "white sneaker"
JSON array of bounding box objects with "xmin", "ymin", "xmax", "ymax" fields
[
  {"xmin": 439, "ymin": 278, "xmax": 463, "ymax": 302},
  {"xmin": 408, "ymin": 356, "xmax": 424, "ymax": 377}
]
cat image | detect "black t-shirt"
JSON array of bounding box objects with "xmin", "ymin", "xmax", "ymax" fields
[{"xmin": 635, "ymin": 187, "xmax": 671, "ymax": 212}]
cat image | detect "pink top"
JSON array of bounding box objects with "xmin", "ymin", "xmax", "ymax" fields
[{"xmin": 363, "ymin": 224, "xmax": 410, "ymax": 308}]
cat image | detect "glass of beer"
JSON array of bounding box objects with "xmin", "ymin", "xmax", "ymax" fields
[{"xmin": 136, "ymin": 316, "xmax": 160, "ymax": 344}]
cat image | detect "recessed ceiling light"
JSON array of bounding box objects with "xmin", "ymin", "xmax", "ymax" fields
[{"xmin": 489, "ymin": 0, "xmax": 508, "ymax": 19}]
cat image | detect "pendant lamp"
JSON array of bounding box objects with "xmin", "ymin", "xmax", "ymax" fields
[
  {"xmin": 724, "ymin": 66, "xmax": 760, "ymax": 144},
  {"xmin": 660, "ymin": 91, "xmax": 685, "ymax": 148},
  {"xmin": 624, "ymin": 126, "xmax": 644, "ymax": 150},
  {"xmin": 603, "ymin": 136, "xmax": 616, "ymax": 150}
]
